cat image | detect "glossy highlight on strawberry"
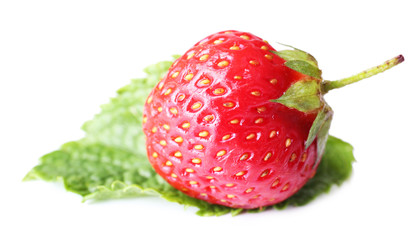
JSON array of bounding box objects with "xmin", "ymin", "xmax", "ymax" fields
[{"xmin": 143, "ymin": 30, "xmax": 320, "ymax": 209}]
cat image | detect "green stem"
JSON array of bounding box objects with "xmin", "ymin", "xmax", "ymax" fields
[{"xmin": 321, "ymin": 55, "xmax": 404, "ymax": 94}]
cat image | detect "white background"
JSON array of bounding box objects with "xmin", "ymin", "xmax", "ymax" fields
[{"xmin": 1, "ymin": 0, "xmax": 418, "ymax": 239}]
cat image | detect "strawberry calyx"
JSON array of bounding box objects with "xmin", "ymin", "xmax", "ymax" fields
[
  {"xmin": 271, "ymin": 45, "xmax": 323, "ymax": 113},
  {"xmin": 272, "ymin": 46, "xmax": 404, "ymax": 165},
  {"xmin": 272, "ymin": 46, "xmax": 330, "ymax": 162}
]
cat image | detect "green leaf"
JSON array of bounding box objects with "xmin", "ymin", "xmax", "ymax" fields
[
  {"xmin": 81, "ymin": 60, "xmax": 173, "ymax": 156},
  {"xmin": 25, "ymin": 58, "xmax": 355, "ymax": 216},
  {"xmin": 25, "ymin": 141, "xmax": 153, "ymax": 196}
]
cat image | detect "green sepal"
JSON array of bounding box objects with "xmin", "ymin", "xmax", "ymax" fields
[
  {"xmin": 306, "ymin": 104, "xmax": 333, "ymax": 166},
  {"xmin": 271, "ymin": 80, "xmax": 321, "ymax": 112},
  {"xmin": 273, "ymin": 48, "xmax": 318, "ymax": 67},
  {"xmin": 272, "ymin": 46, "xmax": 322, "ymax": 79},
  {"xmin": 284, "ymin": 60, "xmax": 322, "ymax": 79},
  {"xmin": 305, "ymin": 104, "xmax": 332, "ymax": 148}
]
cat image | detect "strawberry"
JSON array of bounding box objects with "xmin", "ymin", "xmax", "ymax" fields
[{"xmin": 142, "ymin": 30, "xmax": 403, "ymax": 209}]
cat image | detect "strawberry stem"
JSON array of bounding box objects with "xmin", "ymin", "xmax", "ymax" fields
[{"xmin": 321, "ymin": 55, "xmax": 404, "ymax": 94}]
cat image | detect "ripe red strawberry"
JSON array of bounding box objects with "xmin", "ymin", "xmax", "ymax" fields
[{"xmin": 142, "ymin": 30, "xmax": 403, "ymax": 209}]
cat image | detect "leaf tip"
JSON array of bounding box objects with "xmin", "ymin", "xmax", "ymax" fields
[{"xmin": 22, "ymin": 169, "xmax": 39, "ymax": 182}]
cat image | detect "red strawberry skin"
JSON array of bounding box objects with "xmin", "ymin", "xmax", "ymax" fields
[{"xmin": 142, "ymin": 30, "xmax": 320, "ymax": 209}]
